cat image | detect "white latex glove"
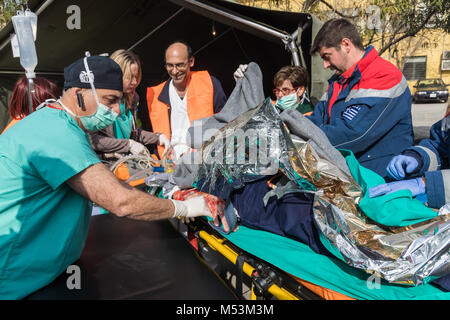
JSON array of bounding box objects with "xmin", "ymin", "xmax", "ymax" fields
[
  {"xmin": 171, "ymin": 197, "xmax": 213, "ymax": 219},
  {"xmin": 233, "ymin": 64, "xmax": 248, "ymax": 82},
  {"xmin": 158, "ymin": 134, "xmax": 171, "ymax": 149},
  {"xmin": 128, "ymin": 139, "xmax": 146, "ymax": 155}
]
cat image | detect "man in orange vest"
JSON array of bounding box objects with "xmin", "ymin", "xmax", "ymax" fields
[{"xmin": 146, "ymin": 41, "xmax": 227, "ymax": 159}]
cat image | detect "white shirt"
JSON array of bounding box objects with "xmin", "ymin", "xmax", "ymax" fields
[{"xmin": 169, "ymin": 80, "xmax": 192, "ymax": 159}]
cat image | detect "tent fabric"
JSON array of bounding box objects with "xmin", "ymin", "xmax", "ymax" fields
[{"xmin": 0, "ymin": 0, "xmax": 318, "ymax": 132}]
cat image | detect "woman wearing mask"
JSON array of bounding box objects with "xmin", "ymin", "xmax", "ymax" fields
[
  {"xmin": 88, "ymin": 49, "xmax": 170, "ymax": 161},
  {"xmin": 2, "ymin": 76, "xmax": 58, "ymax": 133},
  {"xmin": 272, "ymin": 66, "xmax": 313, "ymax": 115},
  {"xmin": 233, "ymin": 65, "xmax": 313, "ymax": 115}
]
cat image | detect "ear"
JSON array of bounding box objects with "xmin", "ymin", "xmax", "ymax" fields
[
  {"xmin": 341, "ymin": 38, "xmax": 352, "ymax": 53},
  {"xmin": 297, "ymin": 86, "xmax": 305, "ymax": 99},
  {"xmin": 189, "ymin": 56, "xmax": 195, "ymax": 68}
]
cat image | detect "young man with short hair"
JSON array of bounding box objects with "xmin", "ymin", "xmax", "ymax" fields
[{"xmin": 307, "ymin": 18, "xmax": 414, "ymax": 178}]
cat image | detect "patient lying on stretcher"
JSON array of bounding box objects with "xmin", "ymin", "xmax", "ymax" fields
[{"xmin": 168, "ymin": 104, "xmax": 449, "ymax": 292}]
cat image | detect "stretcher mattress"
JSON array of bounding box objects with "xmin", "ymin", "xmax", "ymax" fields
[{"xmin": 218, "ymin": 221, "xmax": 450, "ymax": 300}]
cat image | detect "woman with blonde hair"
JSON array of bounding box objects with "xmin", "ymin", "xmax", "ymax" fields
[{"xmin": 88, "ymin": 49, "xmax": 170, "ymax": 161}]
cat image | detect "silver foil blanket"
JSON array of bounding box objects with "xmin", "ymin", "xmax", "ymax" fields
[
  {"xmin": 196, "ymin": 96, "xmax": 449, "ymax": 287},
  {"xmin": 313, "ymin": 196, "xmax": 449, "ymax": 286}
]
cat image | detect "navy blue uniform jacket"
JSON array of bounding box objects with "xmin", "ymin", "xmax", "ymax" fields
[{"xmin": 307, "ymin": 46, "xmax": 414, "ymax": 179}]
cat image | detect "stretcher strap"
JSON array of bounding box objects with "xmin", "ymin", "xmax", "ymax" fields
[{"xmin": 236, "ymin": 254, "xmax": 246, "ymax": 299}]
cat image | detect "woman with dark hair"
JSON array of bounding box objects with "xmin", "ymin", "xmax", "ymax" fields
[{"xmin": 2, "ymin": 76, "xmax": 59, "ymax": 133}]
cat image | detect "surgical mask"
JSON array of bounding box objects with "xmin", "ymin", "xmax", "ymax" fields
[
  {"xmin": 276, "ymin": 91, "xmax": 299, "ymax": 110},
  {"xmin": 58, "ymin": 98, "xmax": 118, "ymax": 132},
  {"xmin": 58, "ymin": 56, "xmax": 119, "ymax": 131}
]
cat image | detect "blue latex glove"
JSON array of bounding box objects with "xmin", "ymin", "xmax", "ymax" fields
[
  {"xmin": 415, "ymin": 193, "xmax": 428, "ymax": 205},
  {"xmin": 386, "ymin": 155, "xmax": 419, "ymax": 180},
  {"xmin": 369, "ymin": 177, "xmax": 426, "ymax": 198}
]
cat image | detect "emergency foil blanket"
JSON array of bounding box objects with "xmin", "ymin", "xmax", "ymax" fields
[
  {"xmin": 314, "ymin": 197, "xmax": 449, "ymax": 286},
  {"xmin": 196, "ymin": 98, "xmax": 449, "ymax": 286},
  {"xmin": 308, "ymin": 152, "xmax": 450, "ymax": 287},
  {"xmin": 196, "ymin": 98, "xmax": 359, "ymax": 200}
]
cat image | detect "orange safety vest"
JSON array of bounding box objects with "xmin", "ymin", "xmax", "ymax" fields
[{"xmin": 146, "ymin": 70, "xmax": 215, "ymax": 158}]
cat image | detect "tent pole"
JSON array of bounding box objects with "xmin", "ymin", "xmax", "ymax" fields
[
  {"xmin": 27, "ymin": 78, "xmax": 34, "ymax": 114},
  {"xmin": 286, "ymin": 37, "xmax": 301, "ymax": 66}
]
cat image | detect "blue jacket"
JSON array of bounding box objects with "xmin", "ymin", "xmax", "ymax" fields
[
  {"xmin": 307, "ymin": 46, "xmax": 414, "ymax": 178},
  {"xmin": 404, "ymin": 119, "xmax": 450, "ymax": 208}
]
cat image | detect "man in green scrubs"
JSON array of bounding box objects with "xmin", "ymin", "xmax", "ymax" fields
[{"xmin": 0, "ymin": 55, "xmax": 220, "ymax": 299}]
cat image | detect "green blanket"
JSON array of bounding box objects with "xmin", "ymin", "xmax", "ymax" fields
[
  {"xmin": 343, "ymin": 150, "xmax": 437, "ymax": 226},
  {"xmin": 216, "ymin": 150, "xmax": 447, "ymax": 300},
  {"xmin": 221, "ymin": 224, "xmax": 448, "ymax": 300}
]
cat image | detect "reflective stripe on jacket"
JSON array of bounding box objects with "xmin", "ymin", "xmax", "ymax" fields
[
  {"xmin": 307, "ymin": 46, "xmax": 414, "ymax": 178},
  {"xmin": 406, "ymin": 119, "xmax": 450, "ymax": 208}
]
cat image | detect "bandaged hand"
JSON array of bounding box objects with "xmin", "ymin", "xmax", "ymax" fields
[
  {"xmin": 233, "ymin": 64, "xmax": 248, "ymax": 82},
  {"xmin": 158, "ymin": 134, "xmax": 171, "ymax": 150},
  {"xmin": 369, "ymin": 177, "xmax": 426, "ymax": 198},
  {"xmin": 128, "ymin": 139, "xmax": 147, "ymax": 155},
  {"xmin": 171, "ymin": 197, "xmax": 213, "ymax": 219},
  {"xmin": 386, "ymin": 155, "xmax": 419, "ymax": 180}
]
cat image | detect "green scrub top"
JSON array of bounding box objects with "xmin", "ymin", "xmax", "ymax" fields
[
  {"xmin": 296, "ymin": 101, "xmax": 313, "ymax": 114},
  {"xmin": 0, "ymin": 107, "xmax": 100, "ymax": 299},
  {"xmin": 113, "ymin": 101, "xmax": 133, "ymax": 139}
]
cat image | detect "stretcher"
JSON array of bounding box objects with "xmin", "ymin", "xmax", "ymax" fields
[
  {"xmin": 173, "ymin": 216, "xmax": 450, "ymax": 300},
  {"xmin": 108, "ymin": 152, "xmax": 449, "ymax": 300}
]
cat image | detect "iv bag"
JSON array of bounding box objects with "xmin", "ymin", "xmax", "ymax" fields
[
  {"xmin": 25, "ymin": 9, "xmax": 38, "ymax": 41},
  {"xmin": 12, "ymin": 12, "xmax": 38, "ymax": 78}
]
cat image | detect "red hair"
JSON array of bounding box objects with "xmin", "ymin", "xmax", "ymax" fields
[{"xmin": 9, "ymin": 76, "xmax": 59, "ymax": 119}]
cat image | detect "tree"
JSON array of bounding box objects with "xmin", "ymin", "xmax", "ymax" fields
[
  {"xmin": 0, "ymin": 0, "xmax": 29, "ymax": 29},
  {"xmin": 236, "ymin": 0, "xmax": 450, "ymax": 57},
  {"xmin": 359, "ymin": 0, "xmax": 450, "ymax": 56}
]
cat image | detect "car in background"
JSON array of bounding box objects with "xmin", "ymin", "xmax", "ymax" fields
[{"xmin": 412, "ymin": 78, "xmax": 449, "ymax": 103}]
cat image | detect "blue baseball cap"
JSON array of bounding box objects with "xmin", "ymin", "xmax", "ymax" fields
[{"xmin": 64, "ymin": 55, "xmax": 123, "ymax": 91}]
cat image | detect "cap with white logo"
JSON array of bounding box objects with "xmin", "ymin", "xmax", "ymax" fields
[{"xmin": 63, "ymin": 55, "xmax": 123, "ymax": 91}]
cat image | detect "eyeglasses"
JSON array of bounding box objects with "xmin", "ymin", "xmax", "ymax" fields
[
  {"xmin": 273, "ymin": 87, "xmax": 299, "ymax": 95},
  {"xmin": 165, "ymin": 62, "xmax": 189, "ymax": 71}
]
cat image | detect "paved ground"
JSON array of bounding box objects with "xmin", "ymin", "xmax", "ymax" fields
[{"xmin": 412, "ymin": 101, "xmax": 448, "ymax": 142}]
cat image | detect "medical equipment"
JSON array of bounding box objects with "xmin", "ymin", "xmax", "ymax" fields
[{"xmin": 11, "ymin": 7, "xmax": 38, "ymax": 114}]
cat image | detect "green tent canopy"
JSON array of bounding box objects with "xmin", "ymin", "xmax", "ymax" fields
[{"xmin": 0, "ymin": 0, "xmax": 331, "ymax": 131}]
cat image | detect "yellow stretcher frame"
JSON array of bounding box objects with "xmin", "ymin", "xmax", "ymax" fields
[
  {"xmin": 197, "ymin": 230, "xmax": 300, "ymax": 300},
  {"xmin": 132, "ymin": 184, "xmax": 345, "ymax": 300}
]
